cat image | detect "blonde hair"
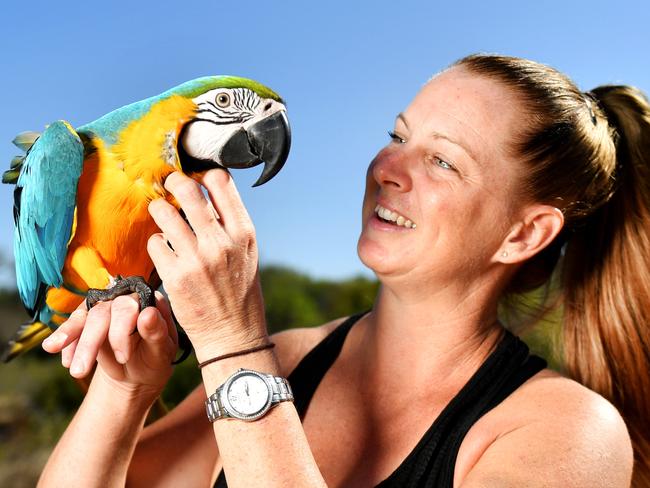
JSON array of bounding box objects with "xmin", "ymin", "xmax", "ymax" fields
[{"xmin": 456, "ymin": 54, "xmax": 650, "ymax": 486}]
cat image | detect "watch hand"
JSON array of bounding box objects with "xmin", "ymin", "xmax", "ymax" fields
[{"xmin": 245, "ymin": 381, "xmax": 249, "ymax": 396}]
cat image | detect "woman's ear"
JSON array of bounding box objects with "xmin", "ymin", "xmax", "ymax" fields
[{"xmin": 494, "ymin": 205, "xmax": 564, "ymax": 264}]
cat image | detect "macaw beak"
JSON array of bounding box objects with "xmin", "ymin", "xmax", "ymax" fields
[{"xmin": 219, "ymin": 110, "xmax": 291, "ymax": 187}]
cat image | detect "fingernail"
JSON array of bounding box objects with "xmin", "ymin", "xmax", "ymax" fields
[
  {"xmin": 70, "ymin": 358, "xmax": 85, "ymax": 376},
  {"xmin": 43, "ymin": 333, "xmax": 66, "ymax": 349},
  {"xmin": 114, "ymin": 351, "xmax": 126, "ymax": 364}
]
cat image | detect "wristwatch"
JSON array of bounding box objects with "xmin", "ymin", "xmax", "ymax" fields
[{"xmin": 205, "ymin": 368, "xmax": 294, "ymax": 422}]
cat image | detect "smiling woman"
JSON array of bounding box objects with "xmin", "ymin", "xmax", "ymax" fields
[{"xmin": 37, "ymin": 54, "xmax": 649, "ymax": 488}]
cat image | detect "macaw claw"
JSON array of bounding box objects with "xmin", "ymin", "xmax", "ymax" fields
[{"xmin": 86, "ymin": 275, "xmax": 155, "ymax": 312}]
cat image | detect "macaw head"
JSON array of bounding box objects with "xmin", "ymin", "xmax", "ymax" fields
[{"xmin": 175, "ymin": 77, "xmax": 291, "ymax": 186}]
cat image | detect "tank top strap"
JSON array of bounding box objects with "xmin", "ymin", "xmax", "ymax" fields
[
  {"xmin": 288, "ymin": 311, "xmax": 368, "ymax": 419},
  {"xmin": 376, "ymin": 329, "xmax": 547, "ymax": 487}
]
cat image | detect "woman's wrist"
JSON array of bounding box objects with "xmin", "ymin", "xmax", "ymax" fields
[
  {"xmin": 192, "ymin": 329, "xmax": 271, "ymax": 366},
  {"xmin": 91, "ymin": 366, "xmax": 164, "ymax": 409},
  {"xmin": 187, "ymin": 307, "xmax": 270, "ymax": 365},
  {"xmin": 199, "ymin": 347, "xmax": 281, "ymax": 395}
]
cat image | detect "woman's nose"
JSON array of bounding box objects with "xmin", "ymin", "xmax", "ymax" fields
[{"xmin": 370, "ymin": 148, "xmax": 412, "ymax": 192}]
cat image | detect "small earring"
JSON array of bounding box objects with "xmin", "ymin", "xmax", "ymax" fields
[{"xmin": 501, "ymin": 251, "xmax": 508, "ymax": 258}]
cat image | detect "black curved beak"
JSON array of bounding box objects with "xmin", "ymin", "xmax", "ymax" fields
[{"xmin": 219, "ymin": 111, "xmax": 291, "ymax": 187}]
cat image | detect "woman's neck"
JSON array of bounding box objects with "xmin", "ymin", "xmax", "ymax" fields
[{"xmin": 349, "ymin": 277, "xmax": 505, "ymax": 395}]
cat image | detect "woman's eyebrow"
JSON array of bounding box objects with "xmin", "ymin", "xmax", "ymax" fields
[
  {"xmin": 430, "ymin": 132, "xmax": 478, "ymax": 163},
  {"xmin": 396, "ymin": 112, "xmax": 410, "ymax": 129},
  {"xmin": 396, "ymin": 112, "xmax": 478, "ymax": 163}
]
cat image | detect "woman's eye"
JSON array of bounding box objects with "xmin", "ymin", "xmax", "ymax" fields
[
  {"xmin": 387, "ymin": 131, "xmax": 405, "ymax": 144},
  {"xmin": 434, "ymin": 157, "xmax": 455, "ymax": 171},
  {"xmin": 436, "ymin": 158, "xmax": 452, "ymax": 169}
]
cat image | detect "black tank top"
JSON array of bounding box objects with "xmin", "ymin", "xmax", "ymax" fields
[{"xmin": 214, "ymin": 312, "xmax": 546, "ymax": 487}]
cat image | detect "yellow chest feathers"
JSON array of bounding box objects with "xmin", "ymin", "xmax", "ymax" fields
[
  {"xmin": 71, "ymin": 95, "xmax": 198, "ymax": 270},
  {"xmin": 107, "ymin": 94, "xmax": 197, "ymax": 186}
]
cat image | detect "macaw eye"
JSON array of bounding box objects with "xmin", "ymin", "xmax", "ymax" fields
[{"xmin": 216, "ymin": 93, "xmax": 231, "ymax": 108}]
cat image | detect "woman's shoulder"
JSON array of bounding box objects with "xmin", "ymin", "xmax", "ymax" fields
[
  {"xmin": 455, "ymin": 368, "xmax": 634, "ymax": 486},
  {"xmin": 271, "ymin": 316, "xmax": 350, "ymax": 377},
  {"xmin": 497, "ymin": 369, "xmax": 631, "ymax": 446}
]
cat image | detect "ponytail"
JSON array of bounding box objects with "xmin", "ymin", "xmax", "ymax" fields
[
  {"xmin": 562, "ymin": 85, "xmax": 650, "ymax": 486},
  {"xmin": 456, "ymin": 54, "xmax": 650, "ymax": 485}
]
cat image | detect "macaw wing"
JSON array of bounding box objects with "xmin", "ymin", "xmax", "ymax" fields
[{"xmin": 14, "ymin": 121, "xmax": 84, "ymax": 313}]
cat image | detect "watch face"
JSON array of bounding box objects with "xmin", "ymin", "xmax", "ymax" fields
[{"xmin": 225, "ymin": 372, "xmax": 271, "ymax": 419}]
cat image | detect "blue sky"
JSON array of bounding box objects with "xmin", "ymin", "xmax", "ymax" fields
[{"xmin": 1, "ymin": 0, "xmax": 648, "ymax": 287}]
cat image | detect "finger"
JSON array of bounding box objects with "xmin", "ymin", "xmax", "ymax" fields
[
  {"xmin": 108, "ymin": 295, "xmax": 140, "ymax": 364},
  {"xmin": 201, "ymin": 169, "xmax": 254, "ymax": 241},
  {"xmin": 154, "ymin": 291, "xmax": 178, "ymax": 346},
  {"xmin": 42, "ymin": 305, "xmax": 88, "ymax": 353},
  {"xmin": 69, "ymin": 301, "xmax": 111, "ymax": 378},
  {"xmin": 148, "ymin": 197, "xmax": 197, "ymax": 255},
  {"xmin": 164, "ymin": 172, "xmax": 225, "ymax": 243},
  {"xmin": 137, "ymin": 306, "xmax": 177, "ymax": 366},
  {"xmin": 147, "ymin": 233, "xmax": 177, "ymax": 276},
  {"xmin": 61, "ymin": 338, "xmax": 78, "ymax": 368}
]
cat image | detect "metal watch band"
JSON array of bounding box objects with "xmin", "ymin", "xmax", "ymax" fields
[
  {"xmin": 205, "ymin": 390, "xmax": 226, "ymax": 422},
  {"xmin": 268, "ymin": 374, "xmax": 294, "ymax": 403},
  {"xmin": 205, "ymin": 371, "xmax": 294, "ymax": 422}
]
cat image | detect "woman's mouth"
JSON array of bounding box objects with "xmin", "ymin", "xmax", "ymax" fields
[{"xmin": 374, "ymin": 204, "xmax": 416, "ymax": 229}]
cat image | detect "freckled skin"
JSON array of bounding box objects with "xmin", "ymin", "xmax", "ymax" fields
[{"xmin": 357, "ymin": 67, "xmax": 523, "ymax": 289}]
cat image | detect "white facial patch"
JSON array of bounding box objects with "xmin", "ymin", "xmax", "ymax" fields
[{"xmin": 181, "ymin": 88, "xmax": 286, "ymax": 165}]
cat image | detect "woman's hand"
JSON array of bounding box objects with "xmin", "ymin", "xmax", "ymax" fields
[
  {"xmin": 42, "ymin": 292, "xmax": 178, "ymax": 398},
  {"xmin": 146, "ymin": 169, "xmax": 268, "ymax": 362}
]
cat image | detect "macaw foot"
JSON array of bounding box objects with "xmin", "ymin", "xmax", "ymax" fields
[{"xmin": 86, "ymin": 275, "xmax": 155, "ymax": 312}]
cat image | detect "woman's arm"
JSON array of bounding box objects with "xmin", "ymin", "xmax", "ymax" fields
[
  {"xmin": 128, "ymin": 324, "xmax": 334, "ymax": 487},
  {"xmin": 146, "ymin": 169, "xmax": 327, "ymax": 488},
  {"xmin": 38, "ymin": 368, "xmax": 157, "ymax": 487},
  {"xmin": 199, "ymin": 347, "xmax": 325, "ymax": 488},
  {"xmin": 127, "ymin": 385, "xmax": 219, "ymax": 486},
  {"xmin": 38, "ymin": 297, "xmax": 178, "ymax": 487}
]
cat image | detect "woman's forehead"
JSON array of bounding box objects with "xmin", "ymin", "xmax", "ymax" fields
[{"xmin": 401, "ymin": 68, "xmax": 521, "ymax": 165}]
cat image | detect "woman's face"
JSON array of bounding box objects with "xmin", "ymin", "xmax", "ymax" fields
[{"xmin": 358, "ymin": 67, "xmax": 526, "ymax": 285}]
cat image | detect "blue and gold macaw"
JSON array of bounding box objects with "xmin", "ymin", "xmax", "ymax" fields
[{"xmin": 2, "ymin": 77, "xmax": 291, "ymax": 362}]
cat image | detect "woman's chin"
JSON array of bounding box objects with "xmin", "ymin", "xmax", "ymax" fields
[{"xmin": 357, "ymin": 236, "xmax": 401, "ymax": 276}]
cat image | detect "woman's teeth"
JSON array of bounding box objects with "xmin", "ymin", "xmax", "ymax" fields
[{"xmin": 374, "ymin": 205, "xmax": 416, "ymax": 229}]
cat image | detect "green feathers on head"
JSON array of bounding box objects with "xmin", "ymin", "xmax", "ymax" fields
[{"xmin": 171, "ymin": 76, "xmax": 284, "ymax": 104}]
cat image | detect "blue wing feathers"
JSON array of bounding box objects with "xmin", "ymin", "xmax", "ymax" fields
[{"xmin": 14, "ymin": 121, "xmax": 84, "ymax": 310}]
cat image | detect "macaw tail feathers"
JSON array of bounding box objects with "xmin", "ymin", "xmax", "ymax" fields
[{"xmin": 1, "ymin": 320, "xmax": 52, "ymax": 363}]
